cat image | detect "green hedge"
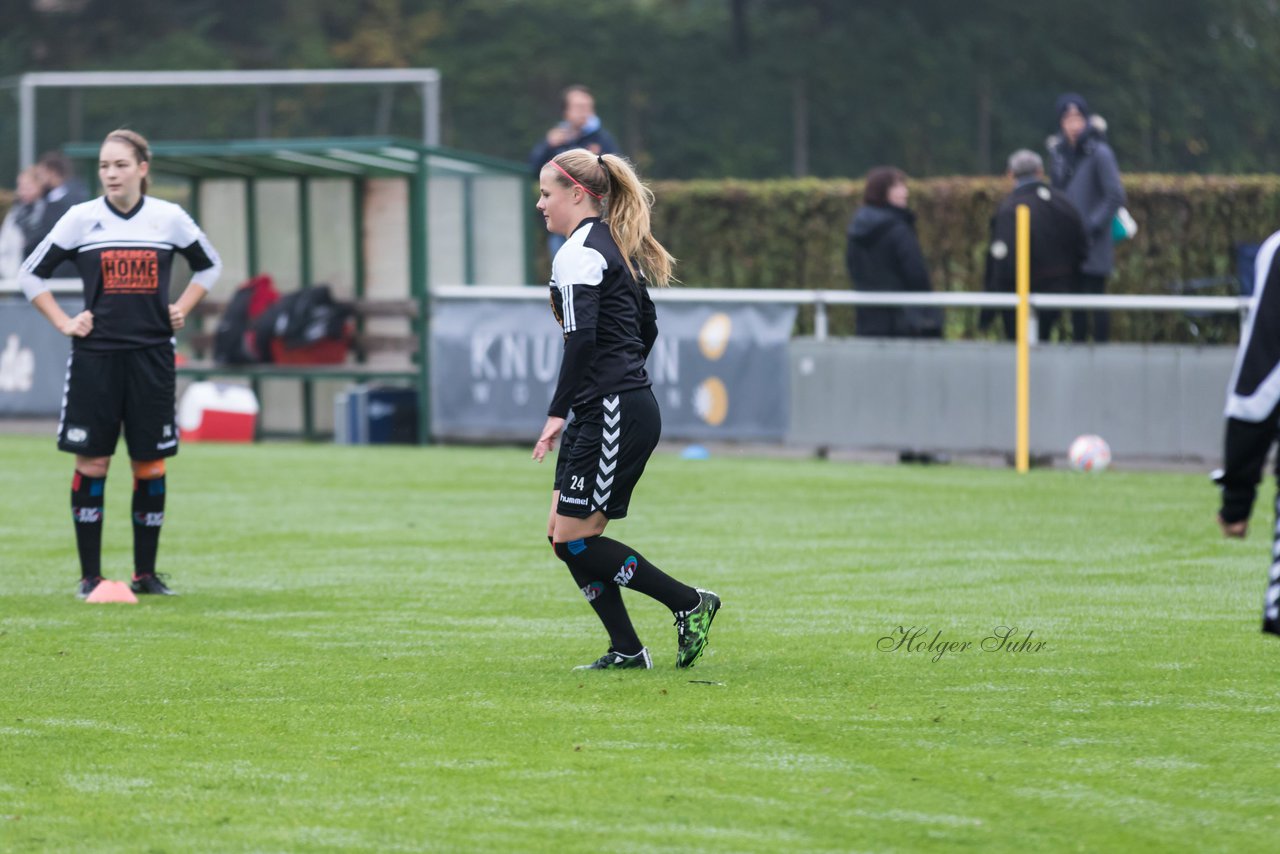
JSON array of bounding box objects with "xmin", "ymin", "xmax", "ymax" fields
[
  {"xmin": 10, "ymin": 176, "xmax": 1280, "ymax": 341},
  {"xmin": 649, "ymin": 175, "xmax": 1280, "ymax": 342}
]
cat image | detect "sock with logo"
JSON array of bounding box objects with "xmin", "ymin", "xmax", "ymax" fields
[
  {"xmin": 132, "ymin": 475, "xmax": 165, "ymax": 576},
  {"xmin": 553, "ymin": 539, "xmax": 643, "ymax": 655},
  {"xmin": 558, "ymin": 536, "xmax": 699, "ymax": 614},
  {"xmin": 71, "ymin": 472, "xmax": 106, "ymax": 580}
]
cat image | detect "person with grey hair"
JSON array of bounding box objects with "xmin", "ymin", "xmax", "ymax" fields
[{"xmin": 979, "ymin": 148, "xmax": 1087, "ymax": 341}]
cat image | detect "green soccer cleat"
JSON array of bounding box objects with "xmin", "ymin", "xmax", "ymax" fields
[
  {"xmin": 574, "ymin": 648, "xmax": 653, "ymax": 671},
  {"xmin": 674, "ymin": 589, "xmax": 721, "ymax": 668}
]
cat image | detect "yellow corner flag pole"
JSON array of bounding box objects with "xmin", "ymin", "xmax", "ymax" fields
[{"xmin": 1015, "ymin": 204, "xmax": 1031, "ymax": 474}]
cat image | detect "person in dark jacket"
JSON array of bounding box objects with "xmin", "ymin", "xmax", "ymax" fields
[
  {"xmin": 528, "ymin": 86, "xmax": 619, "ymax": 259},
  {"xmin": 845, "ymin": 166, "xmax": 943, "ymax": 338},
  {"xmin": 24, "ymin": 151, "xmax": 90, "ymax": 279},
  {"xmin": 1046, "ymin": 93, "xmax": 1126, "ymax": 343},
  {"xmin": 1216, "ymin": 227, "xmax": 1280, "ymax": 636},
  {"xmin": 980, "ymin": 149, "xmax": 1087, "ymax": 342}
]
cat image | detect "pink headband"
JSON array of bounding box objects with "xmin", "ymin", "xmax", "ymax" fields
[{"xmin": 551, "ymin": 160, "xmax": 602, "ymax": 199}]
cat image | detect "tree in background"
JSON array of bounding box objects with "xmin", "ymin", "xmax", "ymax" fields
[{"xmin": 1, "ymin": 0, "xmax": 1278, "ymax": 181}]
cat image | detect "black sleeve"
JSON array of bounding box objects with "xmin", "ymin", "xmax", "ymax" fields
[
  {"xmin": 640, "ymin": 287, "xmax": 658, "ymax": 358},
  {"xmin": 178, "ymin": 239, "xmax": 216, "ymax": 272},
  {"xmin": 894, "ymin": 224, "xmax": 932, "ymax": 292},
  {"xmin": 1219, "ymin": 411, "xmax": 1280, "ymax": 523},
  {"xmin": 548, "ymin": 331, "xmax": 596, "ymax": 418},
  {"xmin": 27, "ymin": 241, "xmax": 76, "ymax": 279}
]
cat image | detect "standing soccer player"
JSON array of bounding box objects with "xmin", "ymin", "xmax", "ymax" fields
[
  {"xmin": 1217, "ymin": 227, "xmax": 1280, "ymax": 636},
  {"xmin": 532, "ymin": 148, "xmax": 720, "ymax": 670},
  {"xmin": 20, "ymin": 129, "xmax": 222, "ymax": 598}
]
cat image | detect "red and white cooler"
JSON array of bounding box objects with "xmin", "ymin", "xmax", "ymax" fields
[{"xmin": 178, "ymin": 382, "xmax": 259, "ymax": 442}]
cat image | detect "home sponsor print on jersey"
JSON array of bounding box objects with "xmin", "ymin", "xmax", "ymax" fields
[{"xmin": 101, "ymin": 248, "xmax": 160, "ymax": 294}]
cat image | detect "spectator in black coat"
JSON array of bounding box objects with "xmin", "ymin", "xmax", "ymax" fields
[
  {"xmin": 24, "ymin": 151, "xmax": 90, "ymax": 279},
  {"xmin": 980, "ymin": 149, "xmax": 1087, "ymax": 342},
  {"xmin": 1046, "ymin": 94, "xmax": 1126, "ymax": 343},
  {"xmin": 845, "ymin": 166, "xmax": 943, "ymax": 338}
]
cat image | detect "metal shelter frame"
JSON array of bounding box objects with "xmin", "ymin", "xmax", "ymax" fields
[
  {"xmin": 60, "ymin": 135, "xmax": 528, "ymax": 444},
  {"xmin": 3, "ymin": 68, "xmax": 442, "ymax": 172}
]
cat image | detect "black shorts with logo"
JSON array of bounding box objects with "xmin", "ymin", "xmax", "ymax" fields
[
  {"xmin": 58, "ymin": 343, "xmax": 179, "ymax": 460},
  {"xmin": 554, "ymin": 386, "xmax": 661, "ymax": 520}
]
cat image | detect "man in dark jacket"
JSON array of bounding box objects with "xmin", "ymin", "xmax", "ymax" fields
[
  {"xmin": 528, "ymin": 85, "xmax": 619, "ymax": 259},
  {"xmin": 981, "ymin": 149, "xmax": 1087, "ymax": 342},
  {"xmin": 1216, "ymin": 228, "xmax": 1280, "ymax": 636},
  {"xmin": 23, "ymin": 151, "xmax": 89, "ymax": 279},
  {"xmin": 1046, "ymin": 93, "xmax": 1126, "ymax": 343},
  {"xmin": 527, "ymin": 85, "xmax": 618, "ymax": 176},
  {"xmin": 845, "ymin": 166, "xmax": 942, "ymax": 338}
]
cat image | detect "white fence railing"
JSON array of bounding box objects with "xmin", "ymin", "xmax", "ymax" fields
[
  {"xmin": 431, "ymin": 285, "xmax": 1251, "ymax": 343},
  {"xmin": 5, "ymin": 280, "xmax": 1247, "ymax": 343}
]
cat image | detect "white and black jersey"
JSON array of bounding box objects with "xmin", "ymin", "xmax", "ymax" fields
[
  {"xmin": 547, "ymin": 217, "xmax": 657, "ymax": 419},
  {"xmin": 1219, "ymin": 229, "xmax": 1280, "ymax": 522},
  {"xmin": 20, "ymin": 196, "xmax": 222, "ymax": 352}
]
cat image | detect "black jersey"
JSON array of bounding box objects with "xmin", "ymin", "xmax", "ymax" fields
[
  {"xmin": 20, "ymin": 196, "xmax": 222, "ymax": 352},
  {"xmin": 547, "ymin": 217, "xmax": 657, "ymax": 419},
  {"xmin": 1218, "ymin": 229, "xmax": 1280, "ymax": 522}
]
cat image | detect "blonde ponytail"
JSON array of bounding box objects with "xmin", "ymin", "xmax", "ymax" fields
[{"xmin": 549, "ymin": 149, "xmax": 677, "ymax": 287}]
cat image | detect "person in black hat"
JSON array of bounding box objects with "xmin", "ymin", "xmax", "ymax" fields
[{"xmin": 1046, "ymin": 93, "xmax": 1126, "ymax": 343}]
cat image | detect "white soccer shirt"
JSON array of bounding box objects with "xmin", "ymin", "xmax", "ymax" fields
[{"xmin": 20, "ymin": 196, "xmax": 222, "ymax": 351}]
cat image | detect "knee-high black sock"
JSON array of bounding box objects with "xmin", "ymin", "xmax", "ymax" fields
[
  {"xmin": 561, "ymin": 536, "xmax": 700, "ymax": 614},
  {"xmin": 71, "ymin": 472, "xmax": 106, "ymax": 580},
  {"xmin": 1266, "ymin": 493, "xmax": 1280, "ymax": 636},
  {"xmin": 132, "ymin": 475, "xmax": 165, "ymax": 576},
  {"xmin": 553, "ymin": 540, "xmax": 643, "ymax": 655}
]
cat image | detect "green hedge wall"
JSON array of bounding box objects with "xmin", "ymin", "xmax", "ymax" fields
[
  {"xmin": 649, "ymin": 175, "xmax": 1280, "ymax": 342},
  {"xmin": 11, "ymin": 176, "xmax": 1280, "ymax": 341}
]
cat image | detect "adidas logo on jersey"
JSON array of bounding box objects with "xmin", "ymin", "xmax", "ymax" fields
[{"xmin": 90, "ymin": 221, "xmax": 105, "ymax": 232}]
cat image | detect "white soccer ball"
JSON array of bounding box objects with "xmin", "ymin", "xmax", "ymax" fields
[{"xmin": 1068, "ymin": 434, "xmax": 1111, "ymax": 472}]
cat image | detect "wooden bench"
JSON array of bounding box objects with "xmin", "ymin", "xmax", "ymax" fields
[{"xmin": 177, "ymin": 296, "xmax": 426, "ymax": 442}]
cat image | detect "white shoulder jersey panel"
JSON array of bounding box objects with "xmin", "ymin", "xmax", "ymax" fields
[
  {"xmin": 19, "ymin": 196, "xmax": 222, "ymax": 351},
  {"xmin": 550, "ymin": 220, "xmax": 607, "ymax": 334},
  {"xmin": 1226, "ymin": 228, "xmax": 1280, "ymax": 421}
]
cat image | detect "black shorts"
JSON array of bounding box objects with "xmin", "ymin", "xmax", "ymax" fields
[
  {"xmin": 57, "ymin": 343, "xmax": 179, "ymax": 460},
  {"xmin": 554, "ymin": 387, "xmax": 661, "ymax": 520}
]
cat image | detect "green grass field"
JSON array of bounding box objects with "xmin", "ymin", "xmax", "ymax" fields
[{"xmin": 1, "ymin": 434, "xmax": 1277, "ymax": 852}]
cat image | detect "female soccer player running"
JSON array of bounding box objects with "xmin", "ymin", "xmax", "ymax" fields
[
  {"xmin": 20, "ymin": 129, "xmax": 222, "ymax": 598},
  {"xmin": 533, "ymin": 148, "xmax": 720, "ymax": 670}
]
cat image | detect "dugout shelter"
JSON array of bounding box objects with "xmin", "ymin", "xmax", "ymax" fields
[{"xmin": 60, "ymin": 136, "xmax": 533, "ymax": 443}]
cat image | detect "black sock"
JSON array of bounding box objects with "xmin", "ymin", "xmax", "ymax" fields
[
  {"xmin": 560, "ymin": 536, "xmax": 699, "ymax": 614},
  {"xmin": 1266, "ymin": 494, "xmax": 1280, "ymax": 636},
  {"xmin": 132, "ymin": 475, "xmax": 165, "ymax": 577},
  {"xmin": 71, "ymin": 472, "xmax": 105, "ymax": 580},
  {"xmin": 553, "ymin": 540, "xmax": 643, "ymax": 655}
]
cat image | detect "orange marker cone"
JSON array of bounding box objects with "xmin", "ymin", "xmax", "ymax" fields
[{"xmin": 85, "ymin": 579, "xmax": 138, "ymax": 604}]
